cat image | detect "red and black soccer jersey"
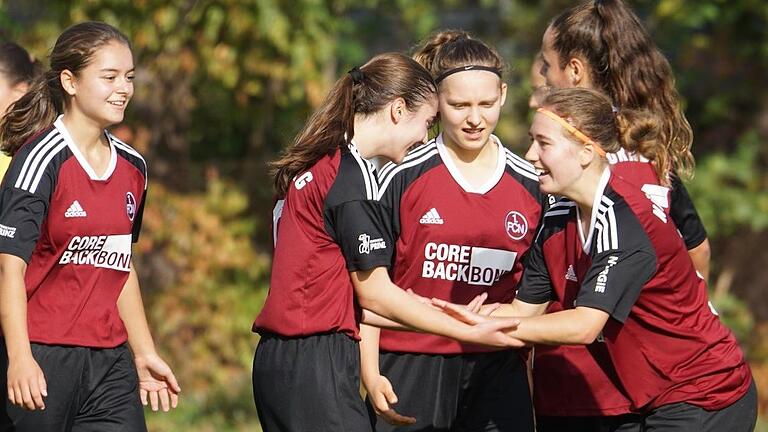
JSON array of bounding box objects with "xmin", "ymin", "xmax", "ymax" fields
[
  {"xmin": 519, "ymin": 168, "xmax": 751, "ymax": 412},
  {"xmin": 607, "ymin": 149, "xmax": 707, "ymax": 249},
  {"xmin": 533, "ymin": 149, "xmax": 710, "ymax": 416},
  {"xmin": 253, "ymin": 142, "xmax": 393, "ymax": 340},
  {"xmin": 376, "ymin": 134, "xmax": 547, "ymax": 354},
  {"xmin": 0, "ymin": 116, "xmax": 147, "ymax": 348}
]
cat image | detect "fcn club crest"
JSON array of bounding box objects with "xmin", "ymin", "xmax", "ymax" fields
[
  {"xmin": 126, "ymin": 192, "xmax": 136, "ymax": 221},
  {"xmin": 504, "ymin": 211, "xmax": 528, "ymax": 240}
]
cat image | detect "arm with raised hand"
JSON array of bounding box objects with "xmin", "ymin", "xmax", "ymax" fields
[{"xmin": 352, "ymin": 267, "xmax": 523, "ymax": 348}]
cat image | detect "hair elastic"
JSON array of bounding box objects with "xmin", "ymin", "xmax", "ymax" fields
[
  {"xmin": 348, "ymin": 66, "xmax": 365, "ymax": 84},
  {"xmin": 536, "ymin": 108, "xmax": 607, "ymax": 157},
  {"xmin": 435, "ymin": 65, "xmax": 501, "ymax": 84}
]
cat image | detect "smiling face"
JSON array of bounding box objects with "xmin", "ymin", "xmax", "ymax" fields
[
  {"xmin": 526, "ymin": 111, "xmax": 588, "ymax": 196},
  {"xmin": 438, "ymin": 69, "xmax": 506, "ymax": 155},
  {"xmin": 383, "ymin": 95, "xmax": 438, "ymax": 164},
  {"xmin": 64, "ymin": 40, "xmax": 135, "ymax": 127}
]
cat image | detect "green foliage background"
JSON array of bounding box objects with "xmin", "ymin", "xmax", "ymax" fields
[{"xmin": 1, "ymin": 0, "xmax": 766, "ymax": 430}]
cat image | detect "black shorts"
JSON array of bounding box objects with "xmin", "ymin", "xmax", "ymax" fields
[
  {"xmin": 0, "ymin": 341, "xmax": 147, "ymax": 432},
  {"xmin": 370, "ymin": 350, "xmax": 533, "ymax": 432},
  {"xmin": 641, "ymin": 379, "xmax": 757, "ymax": 432},
  {"xmin": 535, "ymin": 414, "xmax": 642, "ymax": 432},
  {"xmin": 252, "ymin": 332, "xmax": 372, "ymax": 432}
]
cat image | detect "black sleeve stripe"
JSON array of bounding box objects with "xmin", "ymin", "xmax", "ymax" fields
[
  {"xmin": 548, "ymin": 199, "xmax": 576, "ymax": 210},
  {"xmin": 544, "ymin": 201, "xmax": 576, "ymax": 218},
  {"xmin": 16, "ymin": 139, "xmax": 67, "ymax": 193},
  {"xmin": 347, "ymin": 144, "xmax": 378, "ymax": 200},
  {"xmin": 377, "ymin": 146, "xmax": 439, "ymax": 199},
  {"xmin": 504, "ymin": 148, "xmax": 539, "ymax": 182},
  {"xmin": 110, "ymin": 135, "xmax": 148, "ymax": 189},
  {"xmin": 595, "ymin": 196, "xmax": 619, "ymax": 254},
  {"xmin": 12, "ymin": 128, "xmax": 59, "ymax": 191},
  {"xmin": 377, "ymin": 140, "xmax": 437, "ymax": 184},
  {"xmin": 15, "ymin": 133, "xmax": 67, "ymax": 194}
]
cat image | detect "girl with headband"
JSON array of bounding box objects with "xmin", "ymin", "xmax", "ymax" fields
[
  {"xmin": 533, "ymin": 1, "xmax": 713, "ymax": 429},
  {"xmin": 361, "ymin": 30, "xmax": 548, "ymax": 432},
  {"xmin": 251, "ymin": 52, "xmax": 521, "ymax": 431},
  {"xmin": 437, "ymin": 87, "xmax": 756, "ymax": 432}
]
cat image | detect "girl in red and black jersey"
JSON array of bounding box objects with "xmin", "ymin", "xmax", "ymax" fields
[
  {"xmin": 360, "ymin": 31, "xmax": 546, "ymax": 432},
  {"xmin": 439, "ymin": 87, "xmax": 756, "ymax": 431},
  {"xmin": 251, "ymin": 52, "xmax": 521, "ymax": 432},
  {"xmin": 0, "ymin": 22, "xmax": 179, "ymax": 431},
  {"xmin": 532, "ymin": 1, "xmax": 712, "ymax": 429}
]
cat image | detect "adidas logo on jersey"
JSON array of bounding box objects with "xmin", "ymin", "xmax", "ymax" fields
[
  {"xmin": 64, "ymin": 200, "xmax": 87, "ymax": 218},
  {"xmin": 565, "ymin": 264, "xmax": 578, "ymax": 282},
  {"xmin": 420, "ymin": 208, "xmax": 444, "ymax": 225}
]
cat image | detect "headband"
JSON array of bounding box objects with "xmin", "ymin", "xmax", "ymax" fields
[
  {"xmin": 536, "ymin": 108, "xmax": 606, "ymax": 157},
  {"xmin": 348, "ymin": 66, "xmax": 364, "ymax": 84},
  {"xmin": 435, "ymin": 65, "xmax": 502, "ymax": 84}
]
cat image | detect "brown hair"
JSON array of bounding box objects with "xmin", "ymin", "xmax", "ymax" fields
[
  {"xmin": 413, "ymin": 30, "xmax": 505, "ymax": 82},
  {"xmin": 0, "ymin": 22, "xmax": 130, "ymax": 156},
  {"xmin": 271, "ymin": 52, "xmax": 436, "ymax": 197},
  {"xmin": 548, "ymin": 0, "xmax": 693, "ymax": 180},
  {"xmin": 0, "ymin": 42, "xmax": 41, "ymax": 86},
  {"xmin": 541, "ymin": 87, "xmax": 665, "ymax": 171}
]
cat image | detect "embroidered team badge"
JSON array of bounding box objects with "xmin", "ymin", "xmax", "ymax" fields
[
  {"xmin": 126, "ymin": 192, "xmax": 136, "ymax": 221},
  {"xmin": 504, "ymin": 211, "xmax": 528, "ymax": 240}
]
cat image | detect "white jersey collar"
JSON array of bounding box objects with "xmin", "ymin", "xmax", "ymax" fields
[
  {"xmin": 54, "ymin": 115, "xmax": 117, "ymax": 181},
  {"xmin": 436, "ymin": 133, "xmax": 506, "ymax": 195}
]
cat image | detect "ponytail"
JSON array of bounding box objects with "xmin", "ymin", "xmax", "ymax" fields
[
  {"xmin": 549, "ymin": 0, "xmax": 694, "ymax": 179},
  {"xmin": 0, "ymin": 71, "xmax": 62, "ymax": 155},
  {"xmin": 271, "ymin": 72, "xmax": 357, "ymax": 196},
  {"xmin": 271, "ymin": 52, "xmax": 436, "ymax": 197},
  {"xmin": 616, "ymin": 109, "xmax": 668, "ymax": 183}
]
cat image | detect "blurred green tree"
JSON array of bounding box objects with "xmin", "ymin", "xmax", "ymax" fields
[{"xmin": 3, "ymin": 0, "xmax": 767, "ymax": 428}]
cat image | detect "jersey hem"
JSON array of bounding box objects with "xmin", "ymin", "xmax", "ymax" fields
[
  {"xmin": 535, "ymin": 406, "xmax": 634, "ymax": 417},
  {"xmin": 0, "ymin": 246, "xmax": 34, "ymax": 263},
  {"xmin": 26, "ymin": 335, "xmax": 128, "ymax": 349},
  {"xmin": 683, "ymin": 232, "xmax": 707, "ymax": 250}
]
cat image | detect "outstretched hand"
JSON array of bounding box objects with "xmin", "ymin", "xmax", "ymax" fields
[
  {"xmin": 366, "ymin": 375, "xmax": 417, "ymax": 426},
  {"xmin": 464, "ymin": 292, "xmax": 501, "ymax": 316},
  {"xmin": 432, "ymin": 298, "xmax": 526, "ymax": 348},
  {"xmin": 134, "ymin": 353, "xmax": 181, "ymax": 412},
  {"xmin": 432, "ymin": 298, "xmax": 488, "ymax": 325}
]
